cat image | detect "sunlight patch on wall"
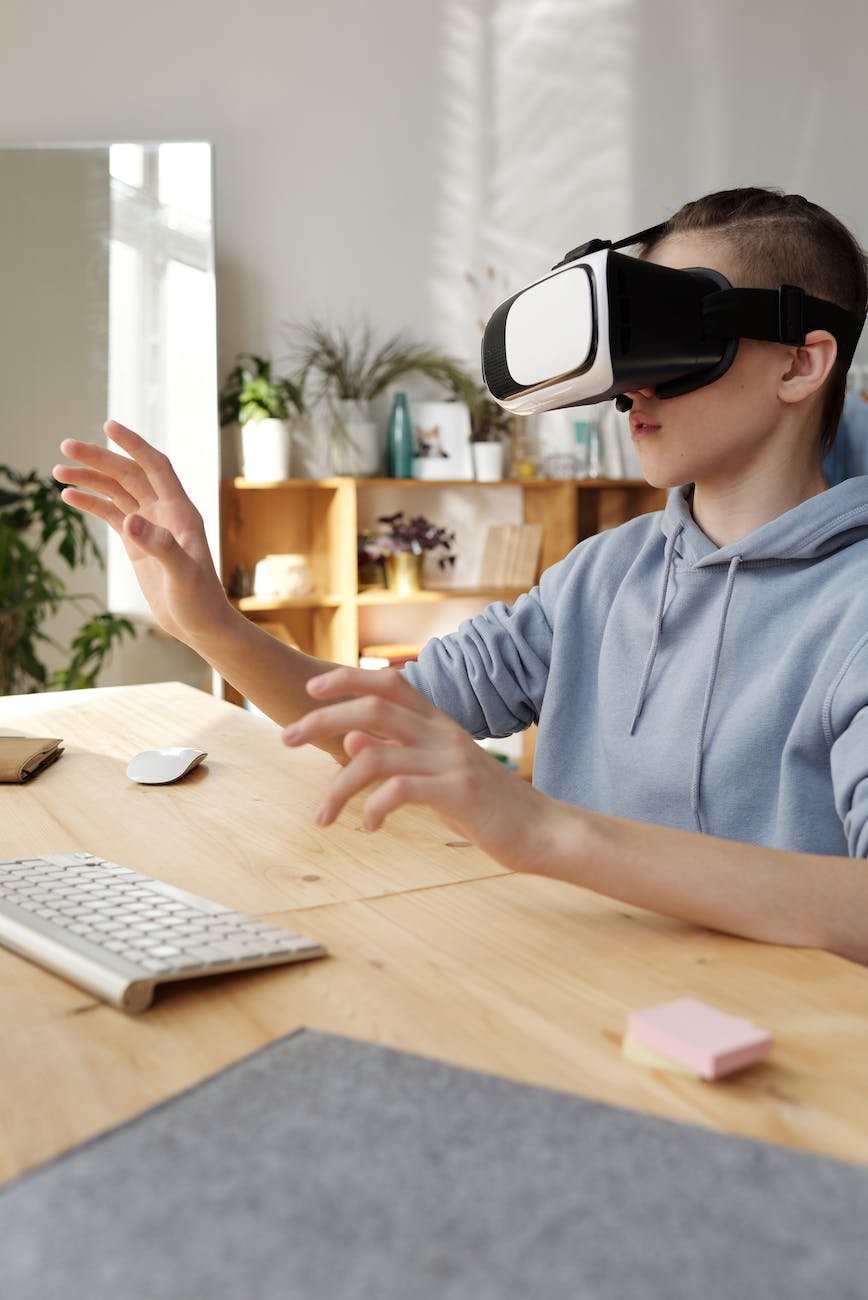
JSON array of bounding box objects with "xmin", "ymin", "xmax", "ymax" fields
[{"xmin": 432, "ymin": 0, "xmax": 635, "ymax": 369}]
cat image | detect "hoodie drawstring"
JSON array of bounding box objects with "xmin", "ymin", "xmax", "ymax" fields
[
  {"xmin": 629, "ymin": 524, "xmax": 682, "ymax": 734},
  {"xmin": 629, "ymin": 529, "xmax": 741, "ymax": 833},
  {"xmin": 690, "ymin": 554, "xmax": 741, "ymax": 832}
]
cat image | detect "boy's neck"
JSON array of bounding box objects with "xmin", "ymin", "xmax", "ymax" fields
[{"xmin": 690, "ymin": 438, "xmax": 828, "ymax": 547}]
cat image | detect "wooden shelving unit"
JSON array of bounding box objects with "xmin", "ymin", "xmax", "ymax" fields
[{"xmin": 220, "ymin": 475, "xmax": 664, "ymax": 718}]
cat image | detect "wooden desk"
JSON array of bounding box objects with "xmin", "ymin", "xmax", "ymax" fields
[{"xmin": 2, "ymin": 681, "xmax": 868, "ymax": 1184}]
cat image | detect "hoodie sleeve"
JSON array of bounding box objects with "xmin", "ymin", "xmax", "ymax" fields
[
  {"xmin": 402, "ymin": 568, "xmax": 561, "ymax": 740},
  {"xmin": 827, "ymin": 634, "xmax": 868, "ymax": 858}
]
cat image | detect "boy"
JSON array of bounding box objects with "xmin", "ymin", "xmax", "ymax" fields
[{"xmin": 56, "ymin": 188, "xmax": 868, "ymax": 961}]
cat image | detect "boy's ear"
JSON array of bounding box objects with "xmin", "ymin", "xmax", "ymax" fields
[{"xmin": 778, "ymin": 330, "xmax": 838, "ymax": 405}]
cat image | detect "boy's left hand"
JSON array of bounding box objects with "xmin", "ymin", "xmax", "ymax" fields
[{"xmin": 282, "ymin": 667, "xmax": 543, "ymax": 869}]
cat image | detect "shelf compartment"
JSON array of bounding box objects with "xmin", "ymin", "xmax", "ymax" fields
[
  {"xmin": 234, "ymin": 475, "xmax": 648, "ymax": 490},
  {"xmin": 355, "ymin": 476, "xmax": 648, "ymax": 489},
  {"xmin": 221, "ymin": 475, "xmax": 664, "ymax": 678},
  {"xmin": 234, "ymin": 594, "xmax": 343, "ymax": 613},
  {"xmin": 356, "ymin": 586, "xmax": 528, "ymax": 606},
  {"xmin": 231, "ymin": 476, "xmax": 348, "ymax": 490}
]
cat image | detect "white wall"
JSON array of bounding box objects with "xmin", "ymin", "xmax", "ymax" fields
[
  {"xmin": 0, "ymin": 0, "xmax": 865, "ymax": 688},
  {"xmin": 3, "ymin": 0, "xmax": 861, "ymax": 380},
  {"xmin": 0, "ymin": 0, "xmax": 446, "ymax": 370},
  {"xmin": 629, "ymin": 0, "xmax": 867, "ymax": 256}
]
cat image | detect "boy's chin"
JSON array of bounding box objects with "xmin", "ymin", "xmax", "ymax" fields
[{"xmin": 638, "ymin": 466, "xmax": 686, "ymax": 491}]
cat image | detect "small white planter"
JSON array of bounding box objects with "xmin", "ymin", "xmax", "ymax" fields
[
  {"xmin": 240, "ymin": 418, "xmax": 292, "ymax": 482},
  {"xmin": 471, "ymin": 441, "xmax": 505, "ymax": 481},
  {"xmin": 331, "ymin": 399, "xmax": 382, "ymax": 476}
]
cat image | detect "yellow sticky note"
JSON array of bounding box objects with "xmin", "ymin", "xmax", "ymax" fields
[{"xmin": 621, "ymin": 1033, "xmax": 701, "ymax": 1077}]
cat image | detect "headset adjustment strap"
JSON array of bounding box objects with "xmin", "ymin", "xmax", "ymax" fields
[
  {"xmin": 552, "ymin": 223, "xmax": 668, "ymax": 270},
  {"xmin": 702, "ymin": 286, "xmax": 864, "ymax": 368}
]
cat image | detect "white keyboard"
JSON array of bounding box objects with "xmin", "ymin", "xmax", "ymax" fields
[{"xmin": 0, "ymin": 852, "xmax": 327, "ymax": 1012}]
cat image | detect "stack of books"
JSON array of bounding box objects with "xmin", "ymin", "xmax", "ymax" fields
[{"xmin": 478, "ymin": 523, "xmax": 544, "ymax": 590}]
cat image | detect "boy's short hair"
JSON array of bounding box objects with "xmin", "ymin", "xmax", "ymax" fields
[{"xmin": 641, "ymin": 188, "xmax": 867, "ymax": 451}]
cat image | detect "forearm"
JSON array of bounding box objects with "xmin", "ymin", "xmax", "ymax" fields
[
  {"xmin": 281, "ymin": 667, "xmax": 868, "ymax": 965},
  {"xmin": 192, "ymin": 606, "xmax": 346, "ymax": 760},
  {"xmin": 533, "ymin": 803, "xmax": 868, "ymax": 964}
]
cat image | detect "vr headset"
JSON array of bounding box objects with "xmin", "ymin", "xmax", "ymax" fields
[{"xmin": 481, "ymin": 222, "xmax": 865, "ymax": 414}]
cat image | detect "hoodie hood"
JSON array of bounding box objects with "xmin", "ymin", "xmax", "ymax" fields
[
  {"xmin": 633, "ymin": 476, "xmax": 868, "ymax": 831},
  {"xmin": 662, "ymin": 475, "xmax": 868, "ymax": 566}
]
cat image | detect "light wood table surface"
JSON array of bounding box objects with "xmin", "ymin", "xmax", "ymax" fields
[{"xmin": 2, "ymin": 680, "xmax": 868, "ymax": 1184}]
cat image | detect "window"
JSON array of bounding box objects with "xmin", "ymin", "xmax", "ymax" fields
[{"xmin": 106, "ymin": 143, "xmax": 218, "ymax": 617}]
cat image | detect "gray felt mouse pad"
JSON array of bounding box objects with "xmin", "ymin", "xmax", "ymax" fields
[{"xmin": 5, "ymin": 1028, "xmax": 868, "ymax": 1300}]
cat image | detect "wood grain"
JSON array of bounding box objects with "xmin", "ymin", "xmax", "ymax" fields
[{"xmin": 2, "ymin": 681, "xmax": 867, "ymax": 1183}]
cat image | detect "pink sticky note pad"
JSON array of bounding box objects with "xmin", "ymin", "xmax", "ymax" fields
[{"xmin": 626, "ymin": 997, "xmax": 772, "ymax": 1080}]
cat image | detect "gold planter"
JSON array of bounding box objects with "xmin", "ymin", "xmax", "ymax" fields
[{"xmin": 385, "ymin": 552, "xmax": 423, "ymax": 595}]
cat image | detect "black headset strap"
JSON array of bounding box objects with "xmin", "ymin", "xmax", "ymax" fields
[
  {"xmin": 552, "ymin": 222, "xmax": 668, "ymax": 269},
  {"xmin": 553, "ymin": 228, "xmax": 865, "ymax": 366},
  {"xmin": 610, "ymin": 222, "xmax": 669, "ymax": 251},
  {"xmin": 702, "ymin": 286, "xmax": 865, "ymax": 368}
]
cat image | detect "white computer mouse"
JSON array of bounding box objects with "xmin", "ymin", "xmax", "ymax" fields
[{"xmin": 125, "ymin": 747, "xmax": 208, "ymax": 785}]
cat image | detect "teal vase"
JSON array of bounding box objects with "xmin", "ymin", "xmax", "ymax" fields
[{"xmin": 387, "ymin": 392, "xmax": 414, "ymax": 478}]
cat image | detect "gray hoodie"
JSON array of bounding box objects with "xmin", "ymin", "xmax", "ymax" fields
[{"xmin": 405, "ymin": 475, "xmax": 868, "ymax": 857}]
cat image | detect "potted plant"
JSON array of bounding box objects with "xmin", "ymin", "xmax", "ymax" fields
[
  {"xmin": 357, "ymin": 511, "xmax": 456, "ymax": 595},
  {"xmin": 219, "ymin": 353, "xmax": 305, "ymax": 481},
  {"xmin": 0, "ymin": 465, "xmax": 135, "ymax": 694},
  {"xmin": 454, "ymin": 380, "xmax": 514, "ymax": 481},
  {"xmin": 459, "ymin": 264, "xmax": 522, "ymax": 479},
  {"xmin": 285, "ymin": 319, "xmax": 478, "ymax": 477}
]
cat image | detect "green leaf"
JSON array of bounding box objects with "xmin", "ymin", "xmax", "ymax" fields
[
  {"xmin": 58, "ymin": 532, "xmax": 76, "ymax": 567},
  {"xmin": 219, "ymin": 353, "xmax": 304, "ymax": 425},
  {"xmin": 0, "ymin": 465, "xmax": 123, "ymax": 693},
  {"xmin": 51, "ymin": 612, "xmax": 137, "ymax": 691}
]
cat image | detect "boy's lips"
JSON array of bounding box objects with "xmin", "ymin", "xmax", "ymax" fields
[{"xmin": 629, "ymin": 411, "xmax": 661, "ymax": 437}]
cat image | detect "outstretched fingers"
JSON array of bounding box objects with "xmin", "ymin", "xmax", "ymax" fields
[
  {"xmin": 306, "ymin": 666, "xmax": 437, "ymax": 715},
  {"xmin": 284, "ymin": 668, "xmax": 439, "ymax": 748},
  {"xmin": 53, "ymin": 463, "xmax": 141, "ymax": 517},
  {"xmin": 342, "ymin": 729, "xmax": 388, "ymax": 759},
  {"xmin": 285, "ymin": 692, "xmax": 426, "ymax": 751},
  {"xmin": 58, "ymin": 437, "xmax": 151, "ymax": 503},
  {"xmin": 312, "ymin": 740, "xmax": 444, "ymax": 827},
  {"xmin": 55, "ymin": 485, "xmax": 127, "ymax": 535},
  {"xmin": 57, "ymin": 421, "xmax": 185, "ymax": 510},
  {"xmin": 281, "ymin": 667, "xmax": 490, "ymax": 834},
  {"xmin": 103, "ymin": 420, "xmax": 189, "ymax": 500},
  {"xmin": 360, "ymin": 773, "xmax": 453, "ymax": 832}
]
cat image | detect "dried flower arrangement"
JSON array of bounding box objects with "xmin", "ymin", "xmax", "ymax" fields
[{"xmin": 358, "ymin": 511, "xmax": 457, "ymax": 573}]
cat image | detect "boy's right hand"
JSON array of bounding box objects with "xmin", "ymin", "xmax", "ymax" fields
[{"xmin": 54, "ymin": 420, "xmax": 232, "ymax": 647}]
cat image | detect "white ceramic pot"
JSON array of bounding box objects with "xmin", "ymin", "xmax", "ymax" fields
[
  {"xmin": 331, "ymin": 399, "xmax": 382, "ymax": 476},
  {"xmin": 240, "ymin": 418, "xmax": 291, "ymax": 482},
  {"xmin": 252, "ymin": 553, "xmax": 314, "ymax": 600},
  {"xmin": 471, "ymin": 440, "xmax": 505, "ymax": 482}
]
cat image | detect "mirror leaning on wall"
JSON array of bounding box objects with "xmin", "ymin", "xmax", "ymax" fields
[{"xmin": 0, "ymin": 142, "xmax": 219, "ymax": 693}]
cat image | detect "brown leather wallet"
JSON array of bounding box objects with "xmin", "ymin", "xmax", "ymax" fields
[{"xmin": 0, "ymin": 737, "xmax": 64, "ymax": 783}]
